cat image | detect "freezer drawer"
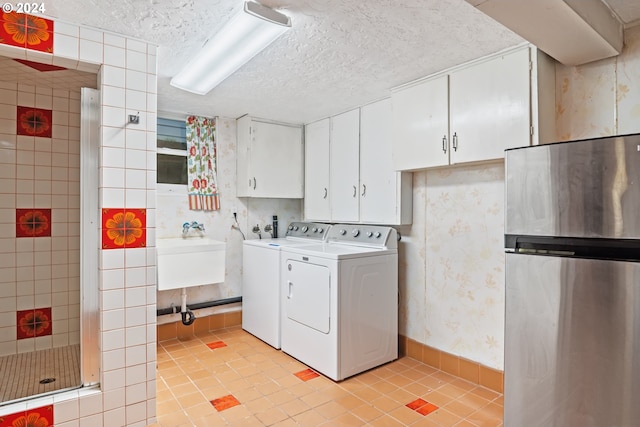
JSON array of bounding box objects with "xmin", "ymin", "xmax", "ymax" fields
[{"xmin": 505, "ymin": 253, "xmax": 640, "ymax": 427}]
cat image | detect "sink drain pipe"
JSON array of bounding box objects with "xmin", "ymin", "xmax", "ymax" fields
[{"xmin": 180, "ymin": 288, "xmax": 196, "ymax": 326}]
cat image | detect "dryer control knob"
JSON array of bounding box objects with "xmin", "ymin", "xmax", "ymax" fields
[
  {"xmin": 366, "ymin": 231, "xmax": 373, "ymax": 237},
  {"xmin": 288, "ymin": 225, "xmax": 293, "ymax": 230},
  {"xmin": 312, "ymin": 227, "xmax": 318, "ymax": 232},
  {"xmin": 318, "ymin": 228, "xmax": 324, "ymax": 233},
  {"xmin": 339, "ymin": 229, "xmax": 347, "ymax": 235},
  {"xmin": 374, "ymin": 232, "xmax": 381, "ymax": 238},
  {"xmin": 352, "ymin": 229, "xmax": 360, "ymax": 237},
  {"xmin": 301, "ymin": 226, "xmax": 308, "ymax": 232},
  {"xmin": 293, "ymin": 226, "xmax": 299, "ymax": 231}
]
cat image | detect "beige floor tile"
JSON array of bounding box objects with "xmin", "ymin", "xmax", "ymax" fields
[{"xmin": 156, "ymin": 329, "xmax": 502, "ymax": 426}]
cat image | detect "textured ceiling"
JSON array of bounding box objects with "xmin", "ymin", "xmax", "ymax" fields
[{"xmin": 40, "ymin": 0, "xmax": 633, "ymax": 124}]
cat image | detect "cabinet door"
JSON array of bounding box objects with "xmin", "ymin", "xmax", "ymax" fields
[
  {"xmin": 250, "ymin": 120, "xmax": 303, "ymax": 198},
  {"xmin": 304, "ymin": 119, "xmax": 331, "ymax": 220},
  {"xmin": 330, "ymin": 108, "xmax": 360, "ymax": 222},
  {"xmin": 391, "ymin": 74, "xmax": 449, "ymax": 170},
  {"xmin": 449, "ymin": 48, "xmax": 531, "ymax": 164},
  {"xmin": 360, "ymin": 98, "xmax": 399, "ymax": 224},
  {"xmin": 236, "ymin": 116, "xmax": 252, "ymax": 197}
]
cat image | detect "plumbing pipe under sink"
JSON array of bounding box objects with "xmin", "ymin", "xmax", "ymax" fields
[{"xmin": 180, "ymin": 288, "xmax": 196, "ymax": 326}]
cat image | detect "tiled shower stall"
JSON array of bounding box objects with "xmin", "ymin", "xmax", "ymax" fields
[{"xmin": 0, "ymin": 11, "xmax": 158, "ymax": 427}]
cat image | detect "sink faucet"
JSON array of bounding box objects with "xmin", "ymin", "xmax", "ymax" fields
[{"xmin": 182, "ymin": 221, "xmax": 205, "ymax": 236}]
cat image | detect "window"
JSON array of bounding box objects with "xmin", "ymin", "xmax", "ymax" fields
[{"xmin": 157, "ymin": 117, "xmax": 188, "ymax": 185}]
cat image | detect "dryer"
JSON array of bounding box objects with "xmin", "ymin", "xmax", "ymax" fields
[
  {"xmin": 280, "ymin": 224, "xmax": 398, "ymax": 381},
  {"xmin": 242, "ymin": 222, "xmax": 330, "ymax": 349}
]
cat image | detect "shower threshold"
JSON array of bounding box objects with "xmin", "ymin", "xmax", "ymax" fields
[{"xmin": 0, "ymin": 344, "xmax": 81, "ymax": 404}]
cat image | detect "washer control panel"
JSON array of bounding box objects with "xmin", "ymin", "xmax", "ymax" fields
[
  {"xmin": 285, "ymin": 222, "xmax": 330, "ymax": 240},
  {"xmin": 327, "ymin": 224, "xmax": 397, "ymax": 249}
]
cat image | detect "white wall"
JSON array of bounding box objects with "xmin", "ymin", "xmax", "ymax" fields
[{"xmin": 398, "ymin": 24, "xmax": 640, "ymax": 372}]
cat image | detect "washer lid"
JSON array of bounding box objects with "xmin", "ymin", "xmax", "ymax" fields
[
  {"xmin": 281, "ymin": 243, "xmax": 397, "ymax": 260},
  {"xmin": 243, "ymin": 237, "xmax": 321, "ymax": 249}
]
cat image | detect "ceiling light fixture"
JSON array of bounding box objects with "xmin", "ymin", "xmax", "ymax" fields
[{"xmin": 170, "ymin": 1, "xmax": 292, "ymax": 95}]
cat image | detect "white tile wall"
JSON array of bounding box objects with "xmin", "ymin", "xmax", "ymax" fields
[{"xmin": 0, "ymin": 18, "xmax": 156, "ymax": 426}]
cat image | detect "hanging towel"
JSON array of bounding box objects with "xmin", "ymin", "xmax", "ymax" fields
[{"xmin": 186, "ymin": 116, "xmax": 220, "ymax": 211}]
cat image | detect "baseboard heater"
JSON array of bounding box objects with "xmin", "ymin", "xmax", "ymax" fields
[{"xmin": 156, "ymin": 296, "xmax": 242, "ymax": 316}]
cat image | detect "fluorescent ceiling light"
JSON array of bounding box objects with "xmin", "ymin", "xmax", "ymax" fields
[{"xmin": 170, "ymin": 1, "xmax": 292, "ymax": 95}]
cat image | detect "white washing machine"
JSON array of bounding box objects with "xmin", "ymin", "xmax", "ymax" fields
[
  {"xmin": 242, "ymin": 222, "xmax": 330, "ymax": 349},
  {"xmin": 280, "ymin": 224, "xmax": 398, "ymax": 381}
]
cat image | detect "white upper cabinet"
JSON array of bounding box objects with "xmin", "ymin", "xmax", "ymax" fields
[
  {"xmin": 392, "ymin": 74, "xmax": 449, "ymax": 170},
  {"xmin": 360, "ymin": 98, "xmax": 412, "ymax": 225},
  {"xmin": 236, "ymin": 116, "xmax": 304, "ymax": 198},
  {"xmin": 449, "ymin": 48, "xmax": 530, "ymax": 164},
  {"xmin": 329, "ymin": 108, "xmax": 360, "ymax": 223},
  {"xmin": 392, "ymin": 46, "xmax": 555, "ymax": 171},
  {"xmin": 304, "ymin": 118, "xmax": 331, "ymax": 221},
  {"xmin": 303, "ymin": 100, "xmax": 412, "ymax": 225}
]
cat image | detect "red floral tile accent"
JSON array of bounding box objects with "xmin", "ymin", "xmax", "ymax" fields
[
  {"xmin": 415, "ymin": 402, "xmax": 439, "ymax": 416},
  {"xmin": 16, "ymin": 208, "xmax": 51, "ymax": 237},
  {"xmin": 406, "ymin": 398, "xmax": 429, "ymax": 410},
  {"xmin": 16, "ymin": 307, "xmax": 52, "ymax": 339},
  {"xmin": 206, "ymin": 341, "xmax": 227, "ymax": 350},
  {"xmin": 210, "ymin": 395, "xmax": 240, "ymax": 412},
  {"xmin": 294, "ymin": 368, "xmax": 320, "ymax": 382},
  {"xmin": 14, "ymin": 58, "xmax": 66, "ymax": 72},
  {"xmin": 101, "ymin": 208, "xmax": 147, "ymax": 249},
  {"xmin": 17, "ymin": 106, "xmax": 52, "ymax": 137},
  {"xmin": 0, "ymin": 12, "xmax": 54, "ymax": 53},
  {"xmin": 0, "ymin": 404, "xmax": 54, "ymax": 427},
  {"xmin": 406, "ymin": 398, "xmax": 439, "ymax": 416}
]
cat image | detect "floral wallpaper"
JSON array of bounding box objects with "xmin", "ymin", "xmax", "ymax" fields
[
  {"xmin": 556, "ymin": 25, "xmax": 640, "ymax": 140},
  {"xmin": 425, "ymin": 164, "xmax": 505, "ymax": 369}
]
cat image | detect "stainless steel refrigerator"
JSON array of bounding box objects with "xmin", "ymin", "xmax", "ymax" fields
[{"xmin": 504, "ymin": 134, "xmax": 640, "ymax": 427}]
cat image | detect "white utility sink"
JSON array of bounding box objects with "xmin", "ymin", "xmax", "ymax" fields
[{"xmin": 156, "ymin": 237, "xmax": 226, "ymax": 291}]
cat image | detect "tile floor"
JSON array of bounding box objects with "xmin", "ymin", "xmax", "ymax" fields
[
  {"xmin": 152, "ymin": 327, "xmax": 503, "ymax": 427},
  {"xmin": 0, "ymin": 344, "xmax": 81, "ymax": 403}
]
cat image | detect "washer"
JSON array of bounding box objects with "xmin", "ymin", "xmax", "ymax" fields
[
  {"xmin": 242, "ymin": 222, "xmax": 330, "ymax": 349},
  {"xmin": 280, "ymin": 224, "xmax": 398, "ymax": 381}
]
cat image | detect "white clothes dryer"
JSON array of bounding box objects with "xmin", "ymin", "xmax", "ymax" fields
[
  {"xmin": 242, "ymin": 222, "xmax": 330, "ymax": 349},
  {"xmin": 280, "ymin": 224, "xmax": 398, "ymax": 381}
]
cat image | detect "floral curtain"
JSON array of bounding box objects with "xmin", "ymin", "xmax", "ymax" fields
[{"xmin": 186, "ymin": 116, "xmax": 220, "ymax": 211}]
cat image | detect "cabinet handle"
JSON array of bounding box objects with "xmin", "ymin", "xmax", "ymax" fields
[
  {"xmin": 249, "ymin": 179, "xmax": 252, "ymax": 188},
  {"xmin": 352, "ymin": 185, "xmax": 357, "ymax": 197},
  {"xmin": 442, "ymin": 135, "xmax": 447, "ymax": 153},
  {"xmin": 323, "ymin": 188, "xmax": 327, "ymax": 199},
  {"xmin": 253, "ymin": 177, "xmax": 257, "ymax": 189},
  {"xmin": 361, "ymin": 184, "xmax": 366, "ymax": 196},
  {"xmin": 453, "ymin": 132, "xmax": 458, "ymax": 152}
]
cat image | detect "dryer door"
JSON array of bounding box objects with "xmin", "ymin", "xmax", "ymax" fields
[{"xmin": 284, "ymin": 260, "xmax": 331, "ymax": 334}]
